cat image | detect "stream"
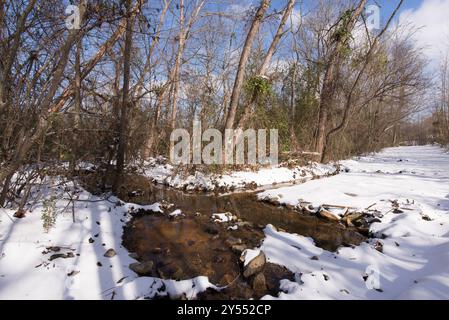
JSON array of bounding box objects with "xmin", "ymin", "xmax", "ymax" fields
[{"xmin": 84, "ymin": 173, "xmax": 366, "ymax": 299}]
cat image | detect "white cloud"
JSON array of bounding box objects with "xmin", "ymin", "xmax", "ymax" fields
[{"xmin": 398, "ymin": 0, "xmax": 449, "ymax": 68}]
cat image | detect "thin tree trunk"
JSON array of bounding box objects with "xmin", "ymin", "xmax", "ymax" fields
[
  {"xmin": 114, "ymin": 0, "xmax": 134, "ymax": 192},
  {"xmin": 320, "ymin": 0, "xmax": 403, "ymax": 161},
  {"xmin": 0, "ymin": 27, "xmax": 81, "ymax": 186},
  {"xmin": 290, "ymin": 62, "xmax": 299, "ymax": 151},
  {"xmin": 170, "ymin": 0, "xmax": 186, "ymax": 131},
  {"xmin": 224, "ymin": 0, "xmax": 270, "ymax": 131},
  {"xmin": 70, "ymin": 1, "xmax": 86, "ymax": 174},
  {"xmin": 170, "ymin": 0, "xmax": 205, "ymax": 131},
  {"xmin": 314, "ymin": 0, "xmax": 367, "ymax": 160},
  {"xmin": 236, "ymin": 0, "xmax": 294, "ymax": 130}
]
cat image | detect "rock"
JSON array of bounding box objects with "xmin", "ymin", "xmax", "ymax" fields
[
  {"xmin": 220, "ymin": 274, "xmax": 235, "ymax": 286},
  {"xmin": 243, "ymin": 251, "xmax": 266, "ymax": 278},
  {"xmin": 236, "ymin": 221, "xmax": 253, "ymax": 228},
  {"xmin": 231, "ymin": 244, "xmax": 247, "ymax": 254},
  {"xmin": 204, "ymin": 225, "xmax": 220, "ymax": 235},
  {"xmin": 88, "ymin": 238, "xmax": 95, "ymax": 244},
  {"xmin": 104, "ymin": 249, "xmax": 116, "ymax": 258},
  {"xmin": 374, "ymin": 241, "xmax": 383, "ymax": 253},
  {"xmin": 310, "ymin": 255, "xmax": 319, "ymax": 261},
  {"xmin": 13, "ymin": 209, "xmax": 26, "ymax": 219},
  {"xmin": 225, "ymin": 237, "xmax": 242, "ymax": 247},
  {"xmin": 49, "ymin": 252, "xmax": 75, "ymax": 261},
  {"xmin": 129, "ymin": 261, "xmax": 154, "ymax": 276},
  {"xmin": 251, "ymin": 273, "xmax": 267, "ymax": 296},
  {"xmin": 212, "ymin": 212, "xmax": 237, "ymax": 223},
  {"xmin": 129, "ymin": 252, "xmax": 139, "ymax": 260},
  {"xmin": 422, "ymin": 214, "xmax": 432, "ymax": 221},
  {"xmin": 172, "ymin": 267, "xmax": 184, "ymax": 279},
  {"xmin": 168, "ymin": 209, "xmax": 184, "ymax": 219}
]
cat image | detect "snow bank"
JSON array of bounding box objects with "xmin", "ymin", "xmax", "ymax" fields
[
  {"xmin": 256, "ymin": 145, "xmax": 449, "ymax": 299},
  {"xmin": 140, "ymin": 158, "xmax": 337, "ymax": 192}
]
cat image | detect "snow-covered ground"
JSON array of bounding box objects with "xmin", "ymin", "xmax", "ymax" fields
[
  {"xmin": 0, "ymin": 180, "xmax": 216, "ymax": 299},
  {"xmin": 256, "ymin": 145, "xmax": 449, "ymax": 299},
  {"xmin": 1, "ymin": 145, "xmax": 448, "ymax": 299},
  {"xmin": 140, "ymin": 157, "xmax": 337, "ymax": 191}
]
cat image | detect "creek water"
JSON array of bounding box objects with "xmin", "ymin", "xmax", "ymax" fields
[{"xmin": 110, "ymin": 175, "xmax": 366, "ymax": 299}]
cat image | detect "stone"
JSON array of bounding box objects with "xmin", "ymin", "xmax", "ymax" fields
[
  {"xmin": 236, "ymin": 221, "xmax": 253, "ymax": 228},
  {"xmin": 225, "ymin": 237, "xmax": 242, "ymax": 247},
  {"xmin": 231, "ymin": 244, "xmax": 247, "ymax": 254},
  {"xmin": 129, "ymin": 261, "xmax": 154, "ymax": 276},
  {"xmin": 13, "ymin": 209, "xmax": 26, "ymax": 219},
  {"xmin": 104, "ymin": 248, "xmax": 116, "ymax": 258},
  {"xmin": 251, "ymin": 273, "xmax": 267, "ymax": 296},
  {"xmin": 204, "ymin": 225, "xmax": 220, "ymax": 235},
  {"xmin": 243, "ymin": 251, "xmax": 266, "ymax": 278},
  {"xmin": 129, "ymin": 252, "xmax": 139, "ymax": 260},
  {"xmin": 374, "ymin": 241, "xmax": 383, "ymax": 253},
  {"xmin": 220, "ymin": 274, "xmax": 235, "ymax": 286}
]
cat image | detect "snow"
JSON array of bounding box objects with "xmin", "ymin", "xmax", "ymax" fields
[
  {"xmin": 2, "ymin": 145, "xmax": 449, "ymax": 299},
  {"xmin": 255, "ymin": 145, "xmax": 449, "ymax": 299},
  {"xmin": 168, "ymin": 209, "xmax": 184, "ymax": 218},
  {"xmin": 140, "ymin": 158, "xmax": 337, "ymax": 191},
  {"xmin": 212, "ymin": 212, "xmax": 237, "ymax": 223},
  {"xmin": 0, "ymin": 181, "xmax": 215, "ymax": 300}
]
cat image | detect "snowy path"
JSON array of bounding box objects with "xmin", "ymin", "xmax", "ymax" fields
[{"xmin": 256, "ymin": 145, "xmax": 449, "ymax": 299}]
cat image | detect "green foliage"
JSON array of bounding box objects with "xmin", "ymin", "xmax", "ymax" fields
[
  {"xmin": 333, "ymin": 9, "xmax": 354, "ymax": 57},
  {"xmin": 333, "ymin": 10, "xmax": 353, "ymax": 42},
  {"xmin": 42, "ymin": 195, "xmax": 57, "ymax": 233},
  {"xmin": 244, "ymin": 76, "xmax": 272, "ymax": 97}
]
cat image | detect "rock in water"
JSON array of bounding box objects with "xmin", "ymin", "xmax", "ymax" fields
[
  {"xmin": 251, "ymin": 273, "xmax": 267, "ymax": 296},
  {"xmin": 104, "ymin": 249, "xmax": 116, "ymax": 258},
  {"xmin": 225, "ymin": 237, "xmax": 242, "ymax": 247},
  {"xmin": 129, "ymin": 261, "xmax": 154, "ymax": 276},
  {"xmin": 231, "ymin": 244, "xmax": 247, "ymax": 254},
  {"xmin": 243, "ymin": 251, "xmax": 266, "ymax": 278}
]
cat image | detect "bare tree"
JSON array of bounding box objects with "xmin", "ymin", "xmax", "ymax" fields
[{"xmin": 224, "ymin": 0, "xmax": 271, "ymax": 131}]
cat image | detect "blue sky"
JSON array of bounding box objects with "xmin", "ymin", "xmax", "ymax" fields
[{"xmin": 283, "ymin": 0, "xmax": 448, "ymax": 67}]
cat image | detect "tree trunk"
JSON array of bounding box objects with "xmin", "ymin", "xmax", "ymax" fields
[
  {"xmin": 114, "ymin": 0, "xmax": 134, "ymax": 192},
  {"xmin": 224, "ymin": 0, "xmax": 270, "ymax": 131},
  {"xmin": 314, "ymin": 0, "xmax": 367, "ymax": 161},
  {"xmin": 170, "ymin": 0, "xmax": 186, "ymax": 131},
  {"xmin": 290, "ymin": 62, "xmax": 299, "ymax": 151}
]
